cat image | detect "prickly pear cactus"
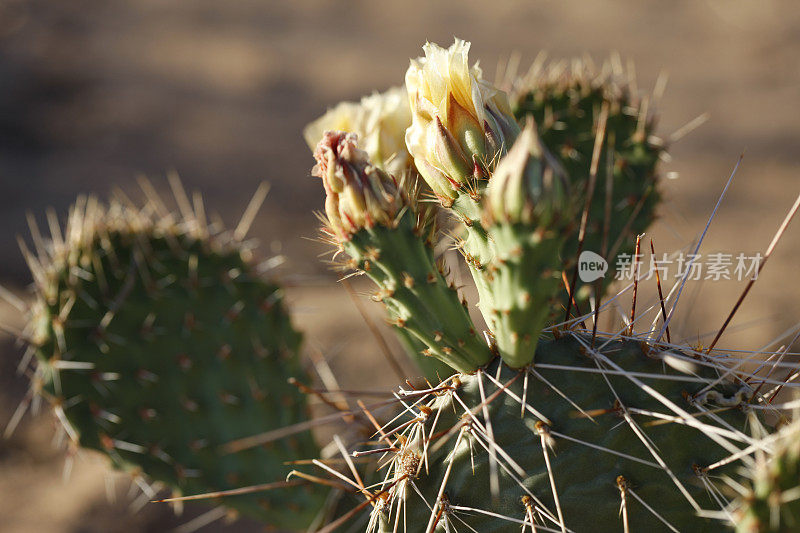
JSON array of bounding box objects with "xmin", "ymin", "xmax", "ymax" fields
[
  {"xmin": 22, "ymin": 194, "xmax": 323, "ymax": 529},
  {"xmin": 734, "ymin": 420, "xmax": 800, "ymax": 533}
]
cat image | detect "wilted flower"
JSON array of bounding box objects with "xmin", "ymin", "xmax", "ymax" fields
[
  {"xmin": 304, "ymin": 87, "xmax": 412, "ymax": 177},
  {"xmin": 484, "ymin": 119, "xmax": 569, "ymax": 226},
  {"xmin": 405, "ymin": 39, "xmax": 520, "ymax": 203},
  {"xmin": 312, "ymin": 131, "xmax": 406, "ymax": 240}
]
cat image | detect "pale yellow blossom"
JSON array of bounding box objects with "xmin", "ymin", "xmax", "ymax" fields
[
  {"xmin": 405, "ymin": 39, "xmax": 519, "ymax": 202},
  {"xmin": 304, "ymin": 87, "xmax": 412, "ymax": 177}
]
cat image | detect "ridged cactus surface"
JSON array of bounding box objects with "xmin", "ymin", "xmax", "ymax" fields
[{"xmin": 24, "ymin": 195, "xmax": 323, "ymax": 529}]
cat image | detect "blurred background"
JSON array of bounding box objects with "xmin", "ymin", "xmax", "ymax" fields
[{"xmin": 1, "ymin": 1, "xmax": 799, "ymax": 531}]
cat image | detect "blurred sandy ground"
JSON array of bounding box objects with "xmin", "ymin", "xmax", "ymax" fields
[{"xmin": 1, "ymin": 0, "xmax": 799, "ymax": 531}]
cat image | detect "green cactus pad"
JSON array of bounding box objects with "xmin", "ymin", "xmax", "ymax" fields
[
  {"xmin": 24, "ymin": 196, "xmax": 323, "ymax": 529},
  {"xmin": 366, "ymin": 335, "xmax": 752, "ymax": 532},
  {"xmin": 513, "ymin": 62, "xmax": 665, "ymax": 310}
]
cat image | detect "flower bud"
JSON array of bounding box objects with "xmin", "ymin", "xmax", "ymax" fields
[
  {"xmin": 405, "ymin": 39, "xmax": 520, "ymax": 202},
  {"xmin": 304, "ymin": 87, "xmax": 412, "ymax": 177},
  {"xmin": 313, "ymin": 131, "xmax": 405, "ymax": 240},
  {"xmin": 484, "ymin": 119, "xmax": 568, "ymax": 226}
]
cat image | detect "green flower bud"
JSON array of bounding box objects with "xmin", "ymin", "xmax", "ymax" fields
[
  {"xmin": 313, "ymin": 131, "xmax": 424, "ymax": 242},
  {"xmin": 485, "ymin": 119, "xmax": 569, "ymax": 226}
]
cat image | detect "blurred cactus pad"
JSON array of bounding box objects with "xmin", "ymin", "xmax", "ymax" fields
[{"xmin": 18, "ymin": 188, "xmax": 324, "ymax": 529}]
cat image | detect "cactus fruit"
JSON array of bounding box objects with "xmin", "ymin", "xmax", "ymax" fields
[
  {"xmin": 19, "ymin": 192, "xmax": 324, "ymax": 529},
  {"xmin": 734, "ymin": 420, "xmax": 800, "ymax": 532},
  {"xmin": 313, "ymin": 131, "xmax": 491, "ymax": 373},
  {"xmin": 512, "ymin": 60, "xmax": 665, "ymax": 310}
]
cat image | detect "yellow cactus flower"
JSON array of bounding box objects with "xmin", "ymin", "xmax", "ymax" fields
[
  {"xmin": 304, "ymin": 87, "xmax": 412, "ymax": 177},
  {"xmin": 405, "ymin": 38, "xmax": 520, "ymax": 202}
]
